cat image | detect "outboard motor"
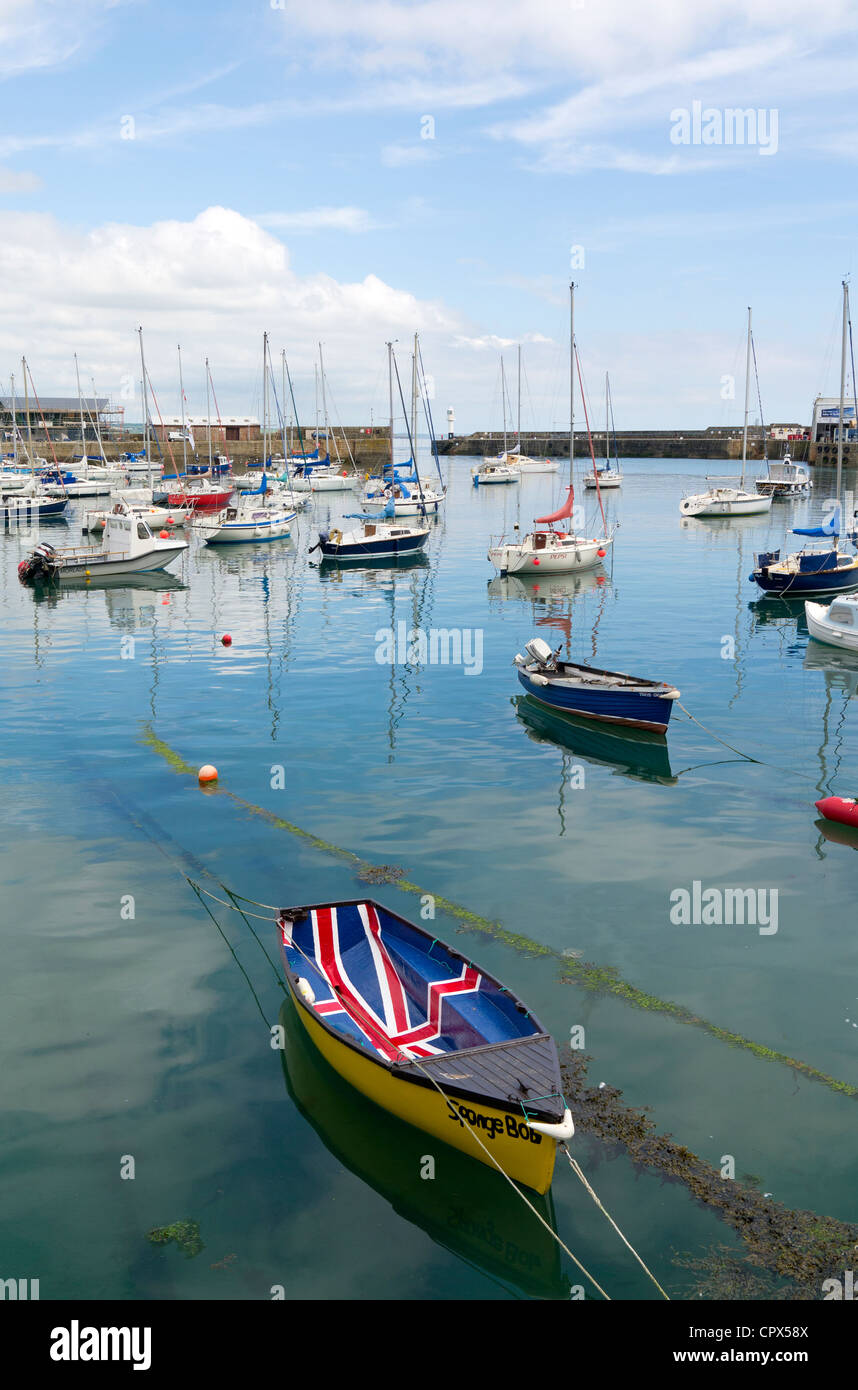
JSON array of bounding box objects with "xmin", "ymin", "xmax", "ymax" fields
[
  {"xmin": 524, "ymin": 637, "xmax": 556, "ymax": 668},
  {"xmin": 18, "ymin": 543, "xmax": 59, "ymax": 585}
]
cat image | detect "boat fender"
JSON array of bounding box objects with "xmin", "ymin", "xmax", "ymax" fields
[
  {"xmin": 531, "ymin": 673, "xmax": 550, "ymax": 686},
  {"xmin": 296, "ymin": 977, "xmax": 316, "ymax": 1005},
  {"xmin": 527, "ymin": 1108, "xmax": 574, "ymax": 1142}
]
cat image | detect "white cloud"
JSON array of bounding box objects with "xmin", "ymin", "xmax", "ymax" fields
[
  {"xmin": 381, "ymin": 142, "xmax": 437, "ymax": 168},
  {"xmin": 0, "ymin": 165, "xmax": 40, "ymax": 192},
  {"xmin": 0, "ymin": 0, "xmax": 119, "ymax": 81},
  {"xmin": 256, "ymin": 206, "xmax": 379, "ymax": 233}
]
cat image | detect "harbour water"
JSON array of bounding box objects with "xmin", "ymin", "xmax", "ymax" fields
[{"xmin": 1, "ymin": 458, "xmax": 856, "ymax": 1300}]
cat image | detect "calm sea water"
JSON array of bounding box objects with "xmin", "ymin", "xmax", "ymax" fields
[{"xmin": 1, "ymin": 458, "xmax": 855, "ymax": 1301}]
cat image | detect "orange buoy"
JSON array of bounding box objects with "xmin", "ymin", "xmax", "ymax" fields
[
  {"xmin": 221, "ymin": 634, "xmax": 232, "ymax": 646},
  {"xmin": 159, "ymin": 529, "xmax": 170, "ymax": 539},
  {"xmin": 597, "ymin": 548, "xmax": 606, "ymax": 557},
  {"xmin": 198, "ymin": 765, "xmax": 218, "ymax": 784}
]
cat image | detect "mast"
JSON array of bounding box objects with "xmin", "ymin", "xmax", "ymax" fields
[
  {"xmin": 282, "ymin": 349, "xmax": 291, "ymax": 453},
  {"xmin": 387, "ymin": 341, "xmax": 395, "ymax": 472},
  {"xmin": 517, "ymin": 343, "xmax": 521, "ymax": 448},
  {"xmin": 10, "ymin": 373, "xmax": 16, "ymax": 469},
  {"xmin": 319, "ymin": 342, "xmax": 336, "ymax": 463},
  {"xmin": 314, "ymin": 362, "xmax": 319, "ymax": 447},
  {"xmin": 501, "ymin": 357, "xmax": 508, "ymax": 456},
  {"xmin": 262, "ymin": 332, "xmax": 269, "ymax": 467},
  {"xmin": 605, "ymin": 372, "xmax": 609, "ymax": 466},
  {"xmin": 837, "ymin": 280, "xmax": 848, "ymax": 510},
  {"xmin": 75, "ymin": 353, "xmax": 86, "ymax": 467},
  {"xmin": 569, "ymin": 282, "xmax": 575, "ymax": 485},
  {"xmin": 138, "ymin": 327, "xmax": 151, "ymax": 488},
  {"xmin": 740, "ymin": 306, "xmax": 751, "ymax": 490},
  {"xmin": 411, "ymin": 331, "xmax": 418, "ymax": 469},
  {"xmin": 90, "ymin": 376, "xmax": 108, "ymax": 462},
  {"xmin": 205, "ymin": 357, "xmax": 212, "ymax": 471},
  {"xmin": 178, "ymin": 344, "xmax": 187, "ymax": 475},
  {"xmin": 24, "ymin": 356, "xmax": 32, "ymax": 461}
]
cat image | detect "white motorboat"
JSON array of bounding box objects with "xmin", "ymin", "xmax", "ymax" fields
[
  {"xmin": 501, "ymin": 452, "xmax": 558, "ymax": 474},
  {"xmin": 17, "ymin": 502, "xmax": 188, "ymax": 581},
  {"xmin": 362, "ymin": 478, "xmax": 444, "ymax": 515},
  {"xmin": 82, "ymin": 502, "xmax": 191, "ymax": 534},
  {"xmin": 805, "ymin": 595, "xmax": 858, "ymax": 651},
  {"xmin": 755, "ymin": 451, "xmax": 812, "ymax": 498}
]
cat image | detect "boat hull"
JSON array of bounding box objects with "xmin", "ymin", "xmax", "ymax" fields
[
  {"xmin": 490, "ymin": 536, "xmax": 608, "ymax": 575},
  {"xmin": 202, "ymin": 517, "xmax": 294, "ymax": 544},
  {"xmin": 805, "ymin": 602, "xmax": 858, "ymax": 649},
  {"xmin": 752, "ymin": 561, "xmax": 858, "ymax": 596},
  {"xmin": 2, "ymin": 497, "xmax": 68, "ymax": 521},
  {"xmin": 681, "ymin": 494, "xmax": 771, "ymax": 517},
  {"xmin": 286, "ymin": 977, "xmax": 558, "ymax": 1194},
  {"xmin": 57, "ymin": 544, "xmax": 187, "ymax": 578},
  {"xmin": 816, "ymin": 796, "xmax": 858, "ymax": 829},
  {"xmin": 167, "ymin": 488, "xmax": 234, "ymax": 511},
  {"xmin": 319, "ymin": 533, "xmax": 429, "ymax": 561},
  {"xmin": 516, "ymin": 667, "xmax": 677, "ymax": 732}
]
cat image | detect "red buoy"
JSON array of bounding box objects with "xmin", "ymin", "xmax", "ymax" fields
[
  {"xmin": 159, "ymin": 529, "xmax": 169, "ymax": 539},
  {"xmin": 533, "ymin": 558, "xmax": 540, "ymax": 566},
  {"xmin": 198, "ymin": 765, "xmax": 218, "ymax": 784},
  {"xmin": 222, "ymin": 634, "xmax": 232, "ymax": 646},
  {"xmin": 816, "ymin": 796, "xmax": 858, "ymax": 828},
  {"xmin": 597, "ymin": 548, "xmax": 606, "ymax": 558}
]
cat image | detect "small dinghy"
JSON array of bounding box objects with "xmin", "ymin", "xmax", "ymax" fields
[
  {"xmin": 278, "ymin": 899, "xmax": 573, "ymax": 1193},
  {"xmin": 514, "ymin": 638, "xmax": 680, "ymax": 733},
  {"xmin": 805, "ymin": 595, "xmax": 858, "ymax": 650}
]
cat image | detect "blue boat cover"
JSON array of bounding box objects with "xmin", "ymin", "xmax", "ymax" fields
[
  {"xmin": 280, "ymin": 902, "xmax": 537, "ymax": 1062},
  {"xmin": 241, "ymin": 473, "xmax": 268, "ymax": 496},
  {"xmin": 345, "ymin": 498, "xmax": 395, "ymax": 521},
  {"xmin": 798, "ymin": 550, "xmax": 838, "ymax": 573},
  {"xmin": 794, "ymin": 505, "xmax": 840, "ymax": 537}
]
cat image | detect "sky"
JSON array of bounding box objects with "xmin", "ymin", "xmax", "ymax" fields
[{"xmin": 1, "ymin": 0, "xmax": 858, "ymax": 432}]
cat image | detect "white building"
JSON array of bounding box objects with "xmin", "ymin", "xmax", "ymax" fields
[{"xmin": 810, "ymin": 397, "xmax": 857, "ymax": 444}]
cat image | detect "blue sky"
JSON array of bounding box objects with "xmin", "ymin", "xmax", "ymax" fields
[{"xmin": 1, "ymin": 0, "xmax": 858, "ymax": 430}]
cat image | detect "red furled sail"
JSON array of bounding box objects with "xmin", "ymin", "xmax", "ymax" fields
[{"xmin": 535, "ymin": 484, "xmax": 575, "ymax": 525}]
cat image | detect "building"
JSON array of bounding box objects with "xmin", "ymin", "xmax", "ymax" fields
[
  {"xmin": 768, "ymin": 422, "xmax": 807, "ymax": 441},
  {"xmin": 150, "ymin": 414, "xmax": 259, "ymax": 443},
  {"xmin": 0, "ymin": 395, "xmax": 115, "ymax": 440},
  {"xmin": 810, "ymin": 396, "xmax": 857, "ymax": 444}
]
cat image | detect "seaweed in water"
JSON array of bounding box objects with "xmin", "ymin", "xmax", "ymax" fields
[
  {"xmin": 356, "ymin": 864, "xmax": 405, "ymax": 884},
  {"xmin": 146, "ymin": 1220, "xmax": 204, "ymax": 1259},
  {"xmin": 561, "ymin": 1051, "xmax": 858, "ymax": 1299}
]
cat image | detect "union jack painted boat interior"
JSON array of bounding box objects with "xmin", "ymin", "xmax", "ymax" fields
[{"xmin": 278, "ymin": 898, "xmax": 571, "ymax": 1192}]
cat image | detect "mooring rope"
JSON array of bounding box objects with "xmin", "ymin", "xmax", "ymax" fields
[
  {"xmin": 675, "ymin": 699, "xmax": 824, "ymax": 787},
  {"xmin": 563, "ymin": 1146, "xmax": 670, "ymax": 1300}
]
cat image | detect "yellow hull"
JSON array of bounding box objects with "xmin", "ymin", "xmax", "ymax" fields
[{"xmin": 291, "ymin": 986, "xmax": 559, "ymax": 1194}]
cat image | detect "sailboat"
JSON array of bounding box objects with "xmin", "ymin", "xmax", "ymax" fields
[
  {"xmin": 362, "ymin": 334, "xmax": 446, "ymax": 516},
  {"xmin": 680, "ymin": 309, "xmax": 772, "ymax": 518},
  {"xmin": 751, "ymin": 283, "xmax": 858, "ymax": 596},
  {"xmin": 312, "ymin": 345, "xmax": 430, "ymax": 563},
  {"xmin": 495, "ymin": 346, "xmax": 558, "ymax": 474},
  {"xmin": 584, "ymin": 373, "xmax": 622, "ymax": 488},
  {"xmin": 472, "ymin": 357, "xmax": 521, "ymax": 485},
  {"xmin": 488, "ymin": 283, "xmax": 612, "ymax": 575},
  {"xmin": 1, "ymin": 369, "xmax": 68, "ymax": 522},
  {"xmin": 287, "ymin": 348, "xmax": 356, "ymax": 492}
]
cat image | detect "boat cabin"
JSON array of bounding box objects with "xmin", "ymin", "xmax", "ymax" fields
[{"xmin": 827, "ymin": 600, "xmax": 858, "ymax": 627}]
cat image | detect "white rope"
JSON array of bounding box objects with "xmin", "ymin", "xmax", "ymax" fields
[{"xmin": 563, "ymin": 1146, "xmax": 670, "ymax": 1300}]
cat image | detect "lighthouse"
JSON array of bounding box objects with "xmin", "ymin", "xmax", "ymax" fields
[{"xmin": 446, "ymin": 406, "xmax": 455, "ymax": 440}]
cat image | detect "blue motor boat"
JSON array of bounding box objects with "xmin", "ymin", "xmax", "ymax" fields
[
  {"xmin": 1, "ymin": 492, "xmax": 68, "ymax": 522},
  {"xmin": 514, "ymin": 638, "xmax": 680, "ymax": 733}
]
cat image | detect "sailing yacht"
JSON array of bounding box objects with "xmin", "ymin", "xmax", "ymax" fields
[
  {"xmin": 751, "ymin": 284, "xmax": 858, "ymax": 596},
  {"xmin": 488, "ymin": 283, "xmax": 611, "ymax": 574},
  {"xmin": 361, "ymin": 334, "xmax": 446, "ymax": 516},
  {"xmin": 496, "ymin": 347, "xmax": 558, "ymax": 474},
  {"xmin": 473, "ymin": 356, "xmax": 521, "ymax": 485},
  {"xmin": 584, "ymin": 373, "xmax": 622, "ymax": 488},
  {"xmin": 680, "ymin": 309, "xmax": 772, "ymax": 518}
]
